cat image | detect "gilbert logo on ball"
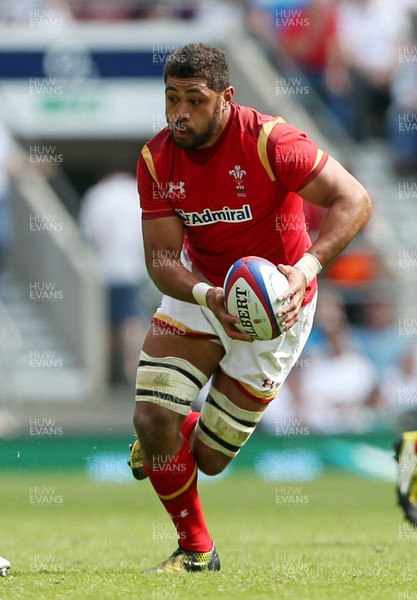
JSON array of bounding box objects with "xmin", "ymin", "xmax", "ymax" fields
[{"xmin": 224, "ymin": 256, "xmax": 289, "ymax": 341}]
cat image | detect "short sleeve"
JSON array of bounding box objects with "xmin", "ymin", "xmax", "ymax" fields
[
  {"xmin": 137, "ymin": 144, "xmax": 177, "ymax": 220},
  {"xmin": 265, "ymin": 122, "xmax": 328, "ymax": 192}
]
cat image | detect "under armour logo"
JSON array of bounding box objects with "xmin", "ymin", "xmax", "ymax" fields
[
  {"xmin": 262, "ymin": 379, "xmax": 275, "ymax": 390},
  {"xmin": 168, "ymin": 181, "xmax": 185, "ymax": 194}
]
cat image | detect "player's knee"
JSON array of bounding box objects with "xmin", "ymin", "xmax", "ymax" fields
[
  {"xmin": 195, "ymin": 387, "xmax": 263, "ymax": 461},
  {"xmin": 133, "ymin": 402, "xmax": 176, "ymax": 446},
  {"xmin": 134, "ymin": 349, "xmax": 208, "ymax": 444},
  {"xmin": 198, "ymin": 459, "xmax": 228, "ymax": 477},
  {"xmin": 192, "ymin": 434, "xmax": 232, "ymax": 476},
  {"xmin": 134, "ymin": 350, "xmax": 210, "ymax": 455}
]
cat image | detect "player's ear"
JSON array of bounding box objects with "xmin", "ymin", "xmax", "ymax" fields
[{"xmin": 222, "ymin": 86, "xmax": 234, "ymax": 109}]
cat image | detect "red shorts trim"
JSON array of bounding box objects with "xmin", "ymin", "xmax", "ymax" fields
[{"xmin": 231, "ymin": 376, "xmax": 278, "ymax": 405}]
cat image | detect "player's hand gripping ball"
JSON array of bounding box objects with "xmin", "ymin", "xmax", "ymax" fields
[{"xmin": 224, "ymin": 256, "xmax": 290, "ymax": 341}]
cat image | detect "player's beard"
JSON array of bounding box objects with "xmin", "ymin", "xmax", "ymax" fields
[{"xmin": 168, "ymin": 99, "xmax": 223, "ymax": 151}]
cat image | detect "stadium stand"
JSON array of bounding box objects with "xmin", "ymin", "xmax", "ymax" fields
[{"xmin": 0, "ymin": 4, "xmax": 414, "ymax": 435}]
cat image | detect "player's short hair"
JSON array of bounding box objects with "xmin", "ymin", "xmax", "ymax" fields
[{"xmin": 163, "ymin": 43, "xmax": 231, "ymax": 93}]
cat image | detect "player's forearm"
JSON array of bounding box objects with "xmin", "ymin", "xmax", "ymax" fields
[
  {"xmin": 307, "ymin": 189, "xmax": 372, "ymax": 269},
  {"xmin": 146, "ymin": 253, "xmax": 210, "ymax": 304}
]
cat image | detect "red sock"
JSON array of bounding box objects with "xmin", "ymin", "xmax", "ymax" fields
[
  {"xmin": 180, "ymin": 411, "xmax": 200, "ymax": 442},
  {"xmin": 143, "ymin": 436, "xmax": 212, "ymax": 553}
]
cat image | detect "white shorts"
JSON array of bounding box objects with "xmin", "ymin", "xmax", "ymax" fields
[{"xmin": 151, "ymin": 291, "xmax": 317, "ymax": 404}]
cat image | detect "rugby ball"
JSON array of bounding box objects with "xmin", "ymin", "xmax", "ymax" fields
[{"xmin": 224, "ymin": 256, "xmax": 290, "ymax": 341}]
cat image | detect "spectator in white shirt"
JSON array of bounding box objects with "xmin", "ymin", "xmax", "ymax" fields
[{"xmin": 79, "ymin": 170, "xmax": 160, "ymax": 385}]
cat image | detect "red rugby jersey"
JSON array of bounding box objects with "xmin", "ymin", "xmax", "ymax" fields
[{"xmin": 137, "ymin": 102, "xmax": 328, "ymax": 305}]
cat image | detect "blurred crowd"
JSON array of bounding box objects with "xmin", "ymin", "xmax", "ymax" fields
[
  {"xmin": 1, "ymin": 0, "xmax": 415, "ymax": 172},
  {"xmin": 79, "ymin": 169, "xmax": 161, "ymax": 386},
  {"xmin": 261, "ymin": 287, "xmax": 417, "ymax": 436},
  {"xmin": 247, "ymin": 0, "xmax": 417, "ymax": 174},
  {"xmin": 0, "ymin": 0, "xmax": 416, "ymax": 433},
  {"xmin": 0, "ymin": 0, "xmax": 241, "ymax": 23}
]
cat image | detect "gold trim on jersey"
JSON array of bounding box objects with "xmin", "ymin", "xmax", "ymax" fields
[
  {"xmin": 310, "ymin": 148, "xmax": 324, "ymax": 174},
  {"xmin": 257, "ymin": 117, "xmax": 286, "ymax": 181},
  {"xmin": 141, "ymin": 144, "xmax": 159, "ymax": 185}
]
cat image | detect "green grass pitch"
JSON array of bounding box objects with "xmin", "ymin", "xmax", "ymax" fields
[{"xmin": 1, "ymin": 470, "xmax": 416, "ymax": 599}]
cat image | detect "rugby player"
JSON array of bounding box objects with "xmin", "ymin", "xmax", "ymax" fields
[
  {"xmin": 394, "ymin": 431, "xmax": 417, "ymax": 527},
  {"xmin": 130, "ymin": 43, "xmax": 372, "ymax": 572}
]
